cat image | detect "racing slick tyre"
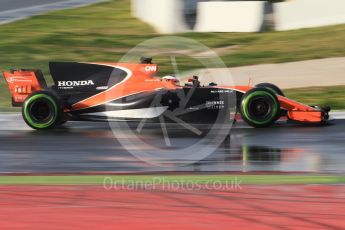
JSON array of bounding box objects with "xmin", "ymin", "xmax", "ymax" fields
[
  {"xmin": 240, "ymin": 88, "xmax": 280, "ymax": 128},
  {"xmin": 22, "ymin": 90, "xmax": 63, "ymax": 130},
  {"xmin": 255, "ymin": 83, "xmax": 285, "ymax": 97}
]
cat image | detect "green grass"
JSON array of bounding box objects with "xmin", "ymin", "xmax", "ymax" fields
[
  {"xmin": 1, "ymin": 0, "xmax": 345, "ymax": 110},
  {"xmin": 285, "ymin": 86, "xmax": 345, "ymax": 110},
  {"xmin": 0, "ymin": 175, "xmax": 344, "ymax": 185}
]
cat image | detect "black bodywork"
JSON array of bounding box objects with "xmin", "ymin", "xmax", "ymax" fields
[{"xmin": 49, "ymin": 62, "xmax": 239, "ymax": 124}]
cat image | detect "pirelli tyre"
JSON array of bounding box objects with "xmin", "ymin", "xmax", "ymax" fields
[
  {"xmin": 255, "ymin": 83, "xmax": 285, "ymax": 97},
  {"xmin": 22, "ymin": 90, "xmax": 63, "ymax": 130},
  {"xmin": 240, "ymin": 88, "xmax": 280, "ymax": 128}
]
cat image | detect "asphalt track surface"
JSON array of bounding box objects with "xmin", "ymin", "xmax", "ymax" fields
[
  {"xmin": 0, "ymin": 112, "xmax": 345, "ymax": 174},
  {"xmin": 0, "ymin": 0, "xmax": 104, "ymax": 24},
  {"xmin": 0, "ymin": 0, "xmax": 67, "ymax": 12},
  {"xmin": 1, "ymin": 185, "xmax": 344, "ymax": 229}
]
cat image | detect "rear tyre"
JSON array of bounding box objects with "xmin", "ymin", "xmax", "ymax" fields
[
  {"xmin": 22, "ymin": 90, "xmax": 63, "ymax": 130},
  {"xmin": 240, "ymin": 88, "xmax": 280, "ymax": 128},
  {"xmin": 255, "ymin": 83, "xmax": 285, "ymax": 97}
]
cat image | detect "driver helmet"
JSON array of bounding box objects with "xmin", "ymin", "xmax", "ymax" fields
[{"xmin": 162, "ymin": 75, "xmax": 180, "ymax": 86}]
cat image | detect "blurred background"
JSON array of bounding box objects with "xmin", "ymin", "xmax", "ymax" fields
[{"xmin": 0, "ymin": 0, "xmax": 345, "ymax": 110}]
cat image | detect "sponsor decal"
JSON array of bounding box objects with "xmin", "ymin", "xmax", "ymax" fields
[
  {"xmin": 210, "ymin": 89, "xmax": 233, "ymax": 94},
  {"xmin": 6, "ymin": 76, "xmax": 32, "ymax": 84},
  {"xmin": 144, "ymin": 65, "xmax": 157, "ymax": 72},
  {"xmin": 58, "ymin": 80, "xmax": 95, "ymax": 89},
  {"xmin": 206, "ymin": 100, "xmax": 225, "ymax": 109},
  {"xmin": 96, "ymin": 86, "xmax": 109, "ymax": 90},
  {"xmin": 14, "ymin": 95, "xmax": 27, "ymax": 102}
]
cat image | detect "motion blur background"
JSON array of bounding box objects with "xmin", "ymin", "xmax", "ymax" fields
[{"xmin": 0, "ymin": 0, "xmax": 345, "ymax": 111}]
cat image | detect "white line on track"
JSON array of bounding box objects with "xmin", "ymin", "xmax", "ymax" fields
[
  {"xmin": 329, "ymin": 111, "xmax": 345, "ymax": 120},
  {"xmin": 0, "ymin": 0, "xmax": 107, "ymax": 24}
]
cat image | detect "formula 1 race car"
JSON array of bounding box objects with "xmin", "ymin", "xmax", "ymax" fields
[{"xmin": 2, "ymin": 58, "xmax": 330, "ymax": 130}]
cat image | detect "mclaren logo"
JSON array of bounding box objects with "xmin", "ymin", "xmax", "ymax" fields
[{"xmin": 58, "ymin": 80, "xmax": 94, "ymax": 88}]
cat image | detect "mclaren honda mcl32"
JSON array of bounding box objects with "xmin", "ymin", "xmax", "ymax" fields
[{"xmin": 2, "ymin": 58, "xmax": 330, "ymax": 130}]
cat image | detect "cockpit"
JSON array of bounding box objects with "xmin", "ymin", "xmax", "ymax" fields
[{"xmin": 161, "ymin": 75, "xmax": 180, "ymax": 86}]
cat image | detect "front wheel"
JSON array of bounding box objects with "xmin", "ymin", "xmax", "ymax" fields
[
  {"xmin": 255, "ymin": 83, "xmax": 285, "ymax": 97},
  {"xmin": 22, "ymin": 90, "xmax": 63, "ymax": 130},
  {"xmin": 240, "ymin": 88, "xmax": 280, "ymax": 128}
]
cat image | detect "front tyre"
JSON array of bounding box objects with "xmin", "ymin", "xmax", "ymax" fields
[
  {"xmin": 22, "ymin": 91, "xmax": 63, "ymax": 130},
  {"xmin": 255, "ymin": 83, "xmax": 285, "ymax": 97},
  {"xmin": 240, "ymin": 88, "xmax": 280, "ymax": 128}
]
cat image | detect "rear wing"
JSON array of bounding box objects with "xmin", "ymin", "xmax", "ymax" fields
[{"xmin": 2, "ymin": 69, "xmax": 47, "ymax": 106}]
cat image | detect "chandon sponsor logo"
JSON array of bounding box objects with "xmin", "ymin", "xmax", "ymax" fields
[
  {"xmin": 6, "ymin": 76, "xmax": 32, "ymax": 84},
  {"xmin": 58, "ymin": 80, "xmax": 94, "ymax": 87}
]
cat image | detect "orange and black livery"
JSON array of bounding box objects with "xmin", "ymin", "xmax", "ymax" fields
[{"xmin": 2, "ymin": 57, "xmax": 330, "ymax": 130}]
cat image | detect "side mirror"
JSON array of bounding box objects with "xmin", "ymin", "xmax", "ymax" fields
[{"xmin": 140, "ymin": 57, "xmax": 152, "ymax": 64}]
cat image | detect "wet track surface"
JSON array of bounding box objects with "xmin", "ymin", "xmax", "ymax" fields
[{"xmin": 0, "ymin": 113, "xmax": 345, "ymax": 174}]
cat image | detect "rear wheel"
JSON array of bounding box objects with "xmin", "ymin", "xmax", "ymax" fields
[
  {"xmin": 22, "ymin": 91, "xmax": 63, "ymax": 130},
  {"xmin": 240, "ymin": 88, "xmax": 280, "ymax": 128}
]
